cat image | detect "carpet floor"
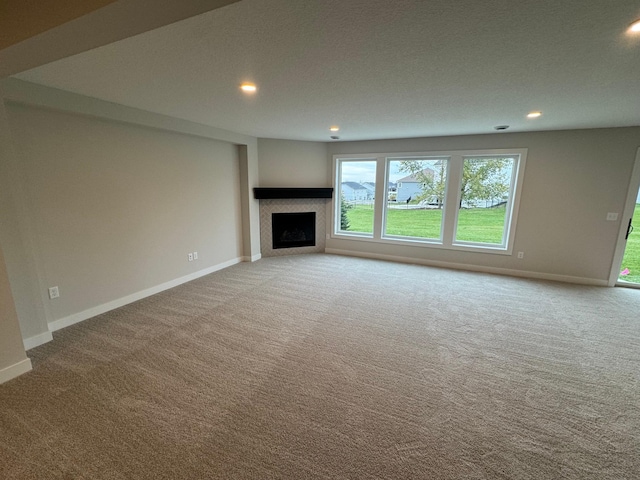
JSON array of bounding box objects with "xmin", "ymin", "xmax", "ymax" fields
[{"xmin": 1, "ymin": 254, "xmax": 639, "ymax": 479}]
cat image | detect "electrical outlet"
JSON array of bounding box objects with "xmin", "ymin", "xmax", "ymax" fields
[
  {"xmin": 606, "ymin": 212, "xmax": 619, "ymax": 221},
  {"xmin": 517, "ymin": 252, "xmax": 524, "ymax": 259},
  {"xmin": 48, "ymin": 286, "xmax": 60, "ymax": 299},
  {"xmin": 188, "ymin": 253, "xmax": 193, "ymax": 262},
  {"xmin": 193, "ymin": 251, "xmax": 198, "ymax": 260}
]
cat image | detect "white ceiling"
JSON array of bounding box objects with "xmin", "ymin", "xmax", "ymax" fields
[{"xmin": 12, "ymin": 0, "xmax": 640, "ymax": 142}]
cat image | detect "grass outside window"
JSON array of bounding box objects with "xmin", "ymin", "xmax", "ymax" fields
[
  {"xmin": 347, "ymin": 204, "xmax": 506, "ymax": 244},
  {"xmin": 619, "ymin": 203, "xmax": 640, "ymax": 284}
]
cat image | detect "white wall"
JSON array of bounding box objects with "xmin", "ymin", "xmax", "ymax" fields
[
  {"xmin": 324, "ymin": 128, "xmax": 640, "ymax": 283},
  {"xmin": 2, "ymin": 102, "xmax": 245, "ymax": 345}
]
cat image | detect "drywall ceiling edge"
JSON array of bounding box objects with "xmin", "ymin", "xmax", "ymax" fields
[{"xmin": 0, "ymin": 0, "xmax": 241, "ymax": 78}]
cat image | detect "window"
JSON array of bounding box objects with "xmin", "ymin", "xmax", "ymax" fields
[
  {"xmin": 333, "ymin": 149, "xmax": 526, "ymax": 254},
  {"xmin": 455, "ymin": 156, "xmax": 517, "ymax": 247},
  {"xmin": 385, "ymin": 157, "xmax": 448, "ymax": 241},
  {"xmin": 336, "ymin": 159, "xmax": 377, "ymax": 236}
]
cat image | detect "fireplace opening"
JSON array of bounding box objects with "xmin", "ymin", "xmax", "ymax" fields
[{"xmin": 272, "ymin": 212, "xmax": 316, "ymax": 249}]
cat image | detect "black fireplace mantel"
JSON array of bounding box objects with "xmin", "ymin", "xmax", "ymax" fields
[{"xmin": 253, "ymin": 187, "xmax": 333, "ymax": 199}]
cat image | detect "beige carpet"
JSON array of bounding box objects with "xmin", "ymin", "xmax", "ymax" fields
[{"xmin": 1, "ymin": 254, "xmax": 639, "ymax": 479}]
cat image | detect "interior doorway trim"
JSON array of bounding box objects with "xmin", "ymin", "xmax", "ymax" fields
[{"xmin": 608, "ymin": 147, "xmax": 640, "ymax": 287}]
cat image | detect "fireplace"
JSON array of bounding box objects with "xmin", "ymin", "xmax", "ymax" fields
[
  {"xmin": 255, "ymin": 189, "xmax": 332, "ymax": 257},
  {"xmin": 272, "ymin": 212, "xmax": 316, "ymax": 249}
]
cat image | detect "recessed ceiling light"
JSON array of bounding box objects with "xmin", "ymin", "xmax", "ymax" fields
[
  {"xmin": 629, "ymin": 19, "xmax": 640, "ymax": 33},
  {"xmin": 329, "ymin": 126, "xmax": 340, "ymax": 132},
  {"xmin": 527, "ymin": 111, "xmax": 542, "ymax": 118},
  {"xmin": 240, "ymin": 83, "xmax": 257, "ymax": 93}
]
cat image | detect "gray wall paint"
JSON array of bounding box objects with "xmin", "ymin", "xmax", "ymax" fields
[
  {"xmin": 255, "ymin": 132, "xmax": 640, "ymax": 282},
  {"xmin": 0, "ymin": 92, "xmax": 49, "ymax": 342},
  {"xmin": 0, "ymin": 244, "xmax": 29, "ymax": 378},
  {"xmin": 0, "ymin": 90, "xmax": 637, "ymax": 377},
  {"xmin": 325, "ymin": 128, "xmax": 640, "ymax": 281},
  {"xmin": 3, "ymin": 103, "xmax": 244, "ymax": 340},
  {"xmin": 258, "ymin": 139, "xmax": 330, "ymax": 187}
]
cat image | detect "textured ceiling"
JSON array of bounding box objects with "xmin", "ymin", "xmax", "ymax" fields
[{"xmin": 12, "ymin": 0, "xmax": 640, "ymax": 141}]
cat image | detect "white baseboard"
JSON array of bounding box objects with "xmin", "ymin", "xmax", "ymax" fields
[
  {"xmin": 23, "ymin": 330, "xmax": 53, "ymax": 350},
  {"xmin": 325, "ymin": 248, "xmax": 608, "ymax": 287},
  {"xmin": 48, "ymin": 257, "xmax": 243, "ymax": 333},
  {"xmin": 241, "ymin": 254, "xmax": 262, "ymax": 262},
  {"xmin": 0, "ymin": 357, "xmax": 32, "ymax": 384}
]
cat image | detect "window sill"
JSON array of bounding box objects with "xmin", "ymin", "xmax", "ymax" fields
[{"xmin": 332, "ymin": 232, "xmax": 512, "ymax": 256}]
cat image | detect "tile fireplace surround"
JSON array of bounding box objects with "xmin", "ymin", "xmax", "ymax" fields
[{"xmin": 258, "ymin": 198, "xmax": 329, "ymax": 257}]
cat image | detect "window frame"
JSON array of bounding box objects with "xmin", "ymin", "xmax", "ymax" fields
[
  {"xmin": 332, "ymin": 149, "xmax": 527, "ymax": 255},
  {"xmin": 335, "ymin": 157, "xmax": 378, "ymax": 238},
  {"xmin": 382, "ymin": 155, "xmax": 451, "ymax": 244},
  {"xmin": 451, "ymin": 154, "xmax": 522, "ymax": 251}
]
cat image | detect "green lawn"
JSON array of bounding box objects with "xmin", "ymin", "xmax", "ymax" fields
[
  {"xmin": 385, "ymin": 208, "xmax": 443, "ymax": 239},
  {"xmin": 345, "ymin": 204, "xmax": 507, "ymax": 244},
  {"xmin": 619, "ymin": 204, "xmax": 640, "ymax": 284},
  {"xmin": 455, "ymin": 208, "xmax": 507, "ymax": 244}
]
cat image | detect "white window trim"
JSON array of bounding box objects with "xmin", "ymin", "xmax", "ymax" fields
[
  {"xmin": 335, "ymin": 157, "xmax": 377, "ymax": 238},
  {"xmin": 383, "ymin": 155, "xmax": 451, "ymax": 244},
  {"xmin": 332, "ymin": 149, "xmax": 527, "ymax": 255}
]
